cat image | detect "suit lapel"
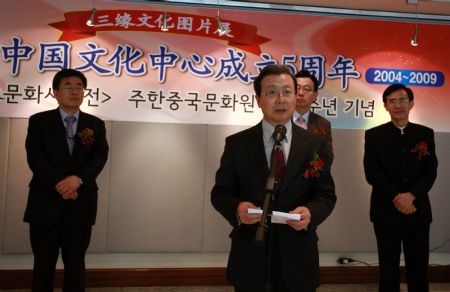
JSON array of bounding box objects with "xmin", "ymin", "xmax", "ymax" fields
[
  {"xmin": 307, "ymin": 112, "xmax": 319, "ymax": 132},
  {"xmin": 307, "ymin": 111, "xmax": 316, "ymax": 127},
  {"xmin": 279, "ymin": 125, "xmax": 309, "ymax": 195},
  {"xmin": 246, "ymin": 123, "xmax": 270, "ymax": 182},
  {"xmin": 50, "ymin": 108, "xmax": 73, "ymax": 157},
  {"xmin": 71, "ymin": 111, "xmax": 86, "ymax": 156}
]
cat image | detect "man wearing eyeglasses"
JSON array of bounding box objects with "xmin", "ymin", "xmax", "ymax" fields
[
  {"xmin": 211, "ymin": 65, "xmax": 336, "ymax": 292},
  {"xmin": 24, "ymin": 69, "xmax": 109, "ymax": 292},
  {"xmin": 364, "ymin": 83, "xmax": 438, "ymax": 292},
  {"xmin": 293, "ymin": 70, "xmax": 333, "ymax": 164}
]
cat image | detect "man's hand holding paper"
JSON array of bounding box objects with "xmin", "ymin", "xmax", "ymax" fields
[
  {"xmin": 237, "ymin": 202, "xmax": 262, "ymax": 224},
  {"xmin": 287, "ymin": 206, "xmax": 311, "ymax": 231},
  {"xmin": 247, "ymin": 208, "xmax": 302, "ymax": 225}
]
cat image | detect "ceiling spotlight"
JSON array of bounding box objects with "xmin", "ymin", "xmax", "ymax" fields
[
  {"xmin": 86, "ymin": 8, "xmax": 96, "ymax": 27},
  {"xmin": 161, "ymin": 11, "xmax": 169, "ymax": 32},
  {"xmin": 216, "ymin": 16, "xmax": 227, "ymax": 36},
  {"xmin": 411, "ymin": 26, "xmax": 419, "ymax": 46},
  {"xmin": 410, "ymin": 3, "xmax": 419, "ymax": 46},
  {"xmin": 215, "ymin": 0, "xmax": 228, "ymax": 36}
]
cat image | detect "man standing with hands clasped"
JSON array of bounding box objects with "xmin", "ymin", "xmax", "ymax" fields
[
  {"xmin": 364, "ymin": 83, "xmax": 438, "ymax": 292},
  {"xmin": 211, "ymin": 65, "xmax": 336, "ymax": 292},
  {"xmin": 24, "ymin": 69, "xmax": 109, "ymax": 292}
]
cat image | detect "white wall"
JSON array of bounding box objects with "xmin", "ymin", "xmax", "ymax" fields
[{"xmin": 0, "ymin": 118, "xmax": 449, "ymax": 255}]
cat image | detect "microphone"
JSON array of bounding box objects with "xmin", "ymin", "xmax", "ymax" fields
[{"xmin": 273, "ymin": 125, "xmax": 286, "ymax": 143}]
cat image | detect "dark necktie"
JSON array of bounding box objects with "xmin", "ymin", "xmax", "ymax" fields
[
  {"xmin": 270, "ymin": 141, "xmax": 286, "ymax": 184},
  {"xmin": 65, "ymin": 115, "xmax": 76, "ymax": 154}
]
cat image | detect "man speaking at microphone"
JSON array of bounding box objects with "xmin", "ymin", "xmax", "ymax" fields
[{"xmin": 211, "ymin": 65, "xmax": 336, "ymax": 292}]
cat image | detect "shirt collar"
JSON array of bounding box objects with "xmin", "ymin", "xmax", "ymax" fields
[
  {"xmin": 59, "ymin": 108, "xmax": 80, "ymax": 121},
  {"xmin": 293, "ymin": 110, "xmax": 310, "ymax": 124},
  {"xmin": 390, "ymin": 121, "xmax": 409, "ymax": 134},
  {"xmin": 262, "ymin": 120, "xmax": 292, "ymax": 144}
]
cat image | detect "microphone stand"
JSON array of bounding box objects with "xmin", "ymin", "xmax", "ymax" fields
[
  {"xmin": 255, "ymin": 143, "xmax": 281, "ymax": 242},
  {"xmin": 255, "ymin": 142, "xmax": 282, "ymax": 292},
  {"xmin": 255, "ymin": 125, "xmax": 285, "ymax": 292}
]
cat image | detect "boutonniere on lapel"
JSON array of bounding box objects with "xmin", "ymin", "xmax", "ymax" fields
[
  {"xmin": 304, "ymin": 151, "xmax": 325, "ymax": 179},
  {"xmin": 314, "ymin": 127, "xmax": 326, "ymax": 137},
  {"xmin": 411, "ymin": 141, "xmax": 430, "ymax": 160},
  {"xmin": 78, "ymin": 128, "xmax": 95, "ymax": 146}
]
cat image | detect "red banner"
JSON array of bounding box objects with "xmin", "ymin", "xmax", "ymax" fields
[{"xmin": 49, "ymin": 10, "xmax": 270, "ymax": 55}]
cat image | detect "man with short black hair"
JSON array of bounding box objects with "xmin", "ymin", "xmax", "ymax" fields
[
  {"xmin": 212, "ymin": 65, "xmax": 336, "ymax": 292},
  {"xmin": 364, "ymin": 83, "xmax": 438, "ymax": 292},
  {"xmin": 25, "ymin": 69, "xmax": 109, "ymax": 292},
  {"xmin": 293, "ymin": 70, "xmax": 333, "ymax": 164}
]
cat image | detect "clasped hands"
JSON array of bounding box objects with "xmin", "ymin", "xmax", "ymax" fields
[
  {"xmin": 237, "ymin": 201, "xmax": 311, "ymax": 231},
  {"xmin": 393, "ymin": 192, "xmax": 416, "ymax": 215},
  {"xmin": 55, "ymin": 175, "xmax": 82, "ymax": 200}
]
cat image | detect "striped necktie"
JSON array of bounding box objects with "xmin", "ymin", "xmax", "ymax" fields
[
  {"xmin": 65, "ymin": 115, "xmax": 76, "ymax": 154},
  {"xmin": 295, "ymin": 116, "xmax": 307, "ymax": 129},
  {"xmin": 270, "ymin": 142, "xmax": 286, "ymax": 185}
]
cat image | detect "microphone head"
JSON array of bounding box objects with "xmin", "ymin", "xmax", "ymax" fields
[{"xmin": 273, "ymin": 125, "xmax": 286, "ymax": 143}]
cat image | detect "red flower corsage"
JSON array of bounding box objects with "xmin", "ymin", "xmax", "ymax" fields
[
  {"xmin": 78, "ymin": 128, "xmax": 95, "ymax": 145},
  {"xmin": 411, "ymin": 141, "xmax": 430, "ymax": 160},
  {"xmin": 304, "ymin": 151, "xmax": 325, "ymax": 179},
  {"xmin": 314, "ymin": 127, "xmax": 326, "ymax": 136}
]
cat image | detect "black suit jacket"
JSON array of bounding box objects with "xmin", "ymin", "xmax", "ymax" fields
[
  {"xmin": 211, "ymin": 122, "xmax": 336, "ymax": 291},
  {"xmin": 363, "ymin": 122, "xmax": 437, "ymax": 226},
  {"xmin": 24, "ymin": 108, "xmax": 109, "ymax": 226},
  {"xmin": 307, "ymin": 111, "xmax": 334, "ymax": 164}
]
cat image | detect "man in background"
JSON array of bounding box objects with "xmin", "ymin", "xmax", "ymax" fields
[
  {"xmin": 25, "ymin": 69, "xmax": 109, "ymax": 292},
  {"xmin": 293, "ymin": 70, "xmax": 333, "ymax": 164},
  {"xmin": 364, "ymin": 83, "xmax": 437, "ymax": 292}
]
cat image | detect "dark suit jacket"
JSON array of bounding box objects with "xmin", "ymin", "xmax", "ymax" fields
[
  {"xmin": 363, "ymin": 122, "xmax": 437, "ymax": 226},
  {"xmin": 24, "ymin": 108, "xmax": 109, "ymax": 226},
  {"xmin": 307, "ymin": 111, "xmax": 334, "ymax": 164},
  {"xmin": 211, "ymin": 122, "xmax": 336, "ymax": 291}
]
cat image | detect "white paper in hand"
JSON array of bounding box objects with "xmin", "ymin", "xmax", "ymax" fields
[
  {"xmin": 247, "ymin": 209, "xmax": 301, "ymax": 224},
  {"xmin": 271, "ymin": 211, "xmax": 301, "ymax": 224},
  {"xmin": 247, "ymin": 208, "xmax": 263, "ymax": 215}
]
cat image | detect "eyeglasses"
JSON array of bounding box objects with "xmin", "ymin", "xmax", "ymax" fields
[
  {"xmin": 262, "ymin": 87, "xmax": 294, "ymax": 98},
  {"xmin": 60, "ymin": 86, "xmax": 84, "ymax": 93},
  {"xmin": 297, "ymin": 86, "xmax": 314, "ymax": 93},
  {"xmin": 386, "ymin": 98, "xmax": 410, "ymax": 106}
]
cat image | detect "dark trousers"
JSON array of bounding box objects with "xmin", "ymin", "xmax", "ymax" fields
[
  {"xmin": 234, "ymin": 233, "xmax": 316, "ymax": 292},
  {"xmin": 374, "ymin": 223, "xmax": 430, "ymax": 292},
  {"xmin": 30, "ymin": 223, "xmax": 92, "ymax": 292}
]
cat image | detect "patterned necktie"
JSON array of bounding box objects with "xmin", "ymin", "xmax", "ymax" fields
[
  {"xmin": 65, "ymin": 115, "xmax": 76, "ymax": 154},
  {"xmin": 270, "ymin": 142, "xmax": 286, "ymax": 184},
  {"xmin": 295, "ymin": 116, "xmax": 307, "ymax": 129}
]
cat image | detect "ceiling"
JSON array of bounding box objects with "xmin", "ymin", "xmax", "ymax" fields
[
  {"xmin": 147, "ymin": 0, "xmax": 450, "ymax": 23},
  {"xmin": 244, "ymin": 0, "xmax": 450, "ymax": 15}
]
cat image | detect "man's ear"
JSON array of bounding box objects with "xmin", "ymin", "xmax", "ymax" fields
[
  {"xmin": 255, "ymin": 95, "xmax": 261, "ymax": 108},
  {"xmin": 312, "ymin": 92, "xmax": 318, "ymax": 103}
]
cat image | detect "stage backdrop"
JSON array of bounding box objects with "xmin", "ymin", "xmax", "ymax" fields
[
  {"xmin": 1, "ymin": 1, "xmax": 450, "ymax": 257},
  {"xmin": 1, "ymin": 0, "xmax": 449, "ymax": 132}
]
